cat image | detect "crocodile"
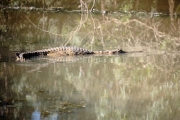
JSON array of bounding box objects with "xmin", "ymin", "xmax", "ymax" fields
[{"xmin": 16, "ymin": 46, "xmax": 139, "ymax": 61}]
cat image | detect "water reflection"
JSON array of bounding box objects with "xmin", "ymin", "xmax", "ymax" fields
[
  {"xmin": 1, "ymin": 9, "xmax": 180, "ymax": 52},
  {"xmin": 1, "ymin": 52, "xmax": 180, "ymax": 119},
  {"xmin": 4, "ymin": 53, "xmax": 177, "ymax": 119},
  {"xmin": 32, "ymin": 110, "xmax": 40, "ymax": 120},
  {"xmin": 0, "ymin": 9, "xmax": 180, "ymax": 120}
]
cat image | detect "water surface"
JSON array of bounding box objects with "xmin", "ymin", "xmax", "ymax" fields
[{"xmin": 0, "ymin": 10, "xmax": 180, "ymax": 120}]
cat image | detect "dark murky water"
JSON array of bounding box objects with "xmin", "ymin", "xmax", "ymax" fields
[{"xmin": 0, "ymin": 9, "xmax": 180, "ymax": 120}]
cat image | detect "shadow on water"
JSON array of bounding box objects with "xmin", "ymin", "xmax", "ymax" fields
[{"xmin": 0, "ymin": 6, "xmax": 180, "ymax": 120}]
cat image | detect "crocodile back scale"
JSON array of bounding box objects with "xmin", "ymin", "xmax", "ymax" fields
[{"xmin": 16, "ymin": 46, "xmax": 127, "ymax": 61}]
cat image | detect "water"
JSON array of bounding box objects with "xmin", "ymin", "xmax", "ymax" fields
[{"xmin": 0, "ymin": 9, "xmax": 180, "ymax": 120}]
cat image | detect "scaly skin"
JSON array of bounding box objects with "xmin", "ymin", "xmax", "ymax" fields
[{"xmin": 16, "ymin": 46, "xmax": 127, "ymax": 61}]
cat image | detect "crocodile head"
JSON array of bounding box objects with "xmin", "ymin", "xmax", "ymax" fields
[
  {"xmin": 16, "ymin": 53, "xmax": 20, "ymax": 59},
  {"xmin": 16, "ymin": 53, "xmax": 25, "ymax": 61}
]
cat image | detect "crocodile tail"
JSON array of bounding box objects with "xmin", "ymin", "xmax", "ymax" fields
[
  {"xmin": 93, "ymin": 49, "xmax": 127, "ymax": 54},
  {"xmin": 117, "ymin": 49, "xmax": 127, "ymax": 53}
]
